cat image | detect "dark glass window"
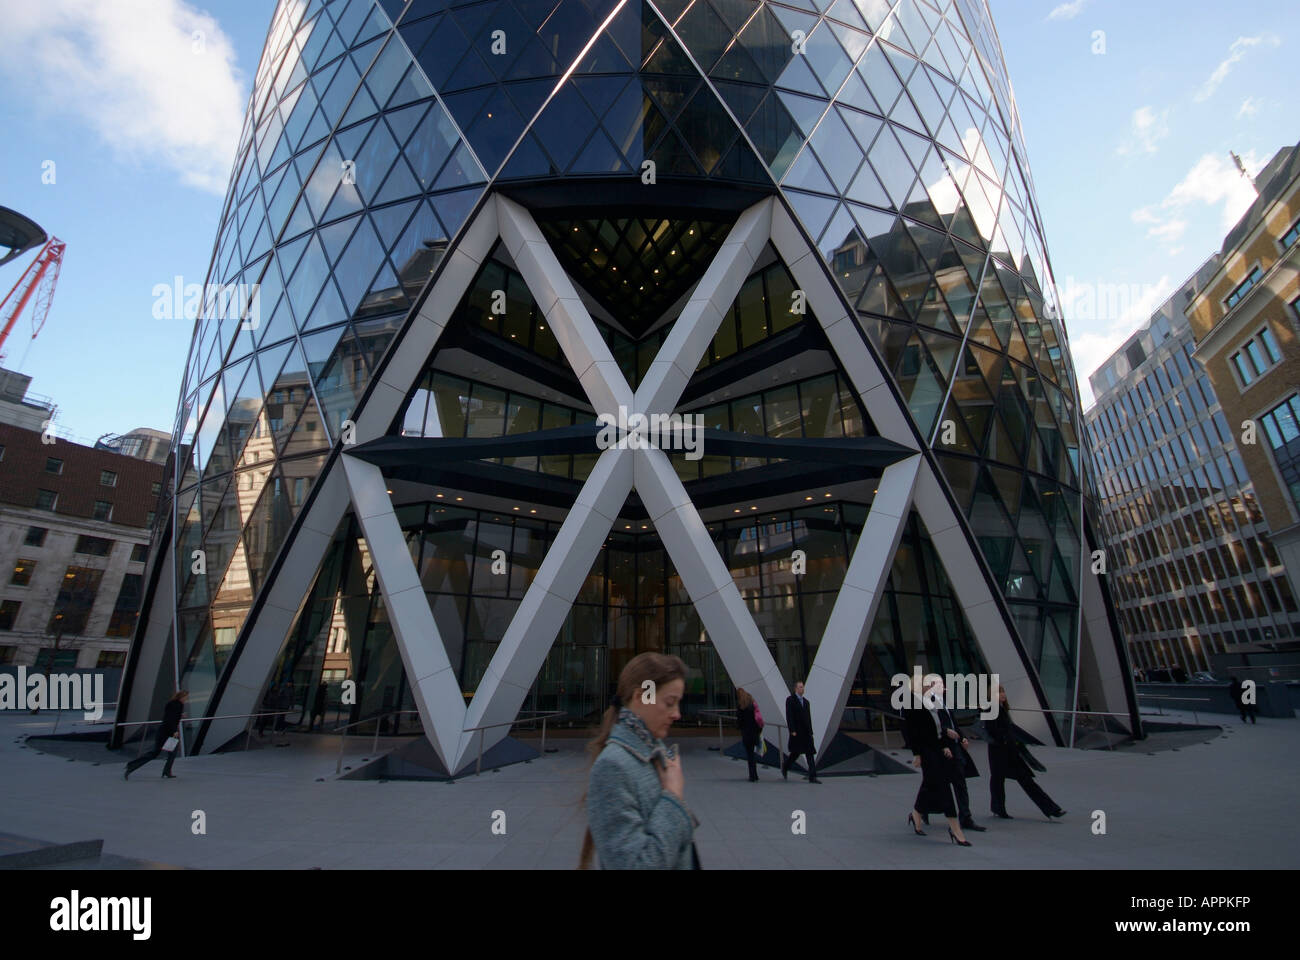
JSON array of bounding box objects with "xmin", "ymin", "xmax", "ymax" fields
[
  {"xmin": 106, "ymin": 572, "xmax": 144, "ymax": 638},
  {"xmin": 45, "ymin": 457, "xmax": 63, "ymax": 474},
  {"xmin": 36, "ymin": 489, "xmax": 58, "ymax": 511},
  {"xmin": 24, "ymin": 526, "xmax": 47, "ymax": 547},
  {"xmin": 1281, "ymin": 217, "xmax": 1300, "ymax": 251},
  {"xmin": 130, "ymin": 544, "xmax": 149, "ymax": 563},
  {"xmin": 10, "ymin": 559, "xmax": 36, "ymax": 586},
  {"xmin": 100, "ymin": 470, "xmax": 118, "ymax": 487},
  {"xmin": 47, "ymin": 566, "xmax": 105, "ymax": 636},
  {"xmin": 0, "ymin": 601, "xmax": 20, "ymax": 631},
  {"xmin": 93, "ymin": 500, "xmax": 114, "ymax": 522},
  {"xmin": 1225, "ymin": 267, "xmax": 1263, "ymax": 309},
  {"xmin": 74, "ymin": 535, "xmax": 114, "ymax": 557}
]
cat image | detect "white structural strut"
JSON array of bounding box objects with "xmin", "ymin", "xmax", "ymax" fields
[
  {"xmin": 340, "ymin": 454, "xmax": 466, "ymax": 765},
  {"xmin": 803, "ymin": 453, "xmax": 921, "ymax": 753},
  {"xmin": 459, "ymin": 196, "xmax": 789, "ymax": 771},
  {"xmin": 181, "ymin": 188, "xmax": 1073, "ymax": 765},
  {"xmin": 767, "ymin": 200, "xmax": 1053, "ymax": 745},
  {"xmin": 173, "ymin": 195, "xmax": 503, "ymax": 756}
]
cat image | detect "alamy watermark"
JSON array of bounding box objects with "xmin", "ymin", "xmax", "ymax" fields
[
  {"xmin": 0, "ymin": 668, "xmax": 105, "ymax": 720},
  {"xmin": 152, "ymin": 276, "xmax": 262, "ymax": 330},
  {"xmin": 595, "ymin": 406, "xmax": 705, "ymax": 460},
  {"xmin": 888, "ymin": 668, "xmax": 1001, "ymax": 719}
]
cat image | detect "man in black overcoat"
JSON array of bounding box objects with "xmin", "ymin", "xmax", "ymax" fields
[{"xmin": 781, "ymin": 680, "xmax": 820, "ymax": 783}]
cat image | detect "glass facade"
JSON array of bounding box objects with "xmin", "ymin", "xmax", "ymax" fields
[
  {"xmin": 128, "ymin": 0, "xmax": 1122, "ymax": 747},
  {"xmin": 1086, "ymin": 293, "xmax": 1297, "ymax": 674}
]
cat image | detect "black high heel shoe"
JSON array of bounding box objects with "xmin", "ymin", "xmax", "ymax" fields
[
  {"xmin": 948, "ymin": 827, "xmax": 972, "ymax": 846},
  {"xmin": 907, "ymin": 813, "xmax": 926, "ymax": 836}
]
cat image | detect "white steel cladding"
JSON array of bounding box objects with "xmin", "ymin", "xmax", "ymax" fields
[{"xmin": 118, "ymin": 0, "xmax": 1135, "ymax": 766}]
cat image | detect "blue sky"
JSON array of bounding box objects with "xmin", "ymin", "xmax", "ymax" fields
[{"xmin": 0, "ymin": 0, "xmax": 1294, "ymax": 445}]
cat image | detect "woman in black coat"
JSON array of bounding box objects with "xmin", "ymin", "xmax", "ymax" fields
[
  {"xmin": 124, "ymin": 690, "xmax": 188, "ymax": 779},
  {"xmin": 984, "ymin": 684, "xmax": 1064, "ymax": 819},
  {"xmin": 901, "ymin": 677, "xmax": 971, "ymax": 845},
  {"xmin": 736, "ymin": 687, "xmax": 762, "ymax": 781}
]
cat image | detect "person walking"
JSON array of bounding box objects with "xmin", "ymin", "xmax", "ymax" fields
[
  {"xmin": 736, "ymin": 687, "xmax": 763, "ymax": 782},
  {"xmin": 901, "ymin": 675, "xmax": 970, "ymax": 846},
  {"xmin": 581, "ymin": 652, "xmax": 699, "ymax": 869},
  {"xmin": 1228, "ymin": 676, "xmax": 1258, "ymax": 724},
  {"xmin": 933, "ymin": 679, "xmax": 984, "ymax": 833},
  {"xmin": 310, "ymin": 680, "xmax": 329, "ymax": 732},
  {"xmin": 984, "ymin": 683, "xmax": 1065, "ymax": 820},
  {"xmin": 124, "ymin": 690, "xmax": 188, "ymax": 780},
  {"xmin": 780, "ymin": 680, "xmax": 820, "ymax": 783}
]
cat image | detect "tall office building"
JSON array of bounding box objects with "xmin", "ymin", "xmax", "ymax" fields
[
  {"xmin": 1086, "ymin": 268, "xmax": 1297, "ymax": 676},
  {"xmin": 119, "ymin": 0, "xmax": 1136, "ymax": 773},
  {"xmin": 1186, "ymin": 143, "xmax": 1300, "ymax": 614}
]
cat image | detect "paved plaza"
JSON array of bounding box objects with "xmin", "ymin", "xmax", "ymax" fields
[{"xmin": 1, "ymin": 709, "xmax": 1296, "ymax": 869}]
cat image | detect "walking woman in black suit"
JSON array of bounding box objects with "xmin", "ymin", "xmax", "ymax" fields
[
  {"xmin": 901, "ymin": 676, "xmax": 971, "ymax": 845},
  {"xmin": 984, "ymin": 683, "xmax": 1065, "ymax": 819},
  {"xmin": 736, "ymin": 687, "xmax": 762, "ymax": 781}
]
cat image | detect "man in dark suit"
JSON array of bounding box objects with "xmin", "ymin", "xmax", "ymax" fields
[
  {"xmin": 781, "ymin": 681, "xmax": 820, "ymax": 783},
  {"xmin": 934, "ymin": 682, "xmax": 984, "ymax": 832}
]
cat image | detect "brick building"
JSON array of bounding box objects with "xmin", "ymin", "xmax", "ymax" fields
[{"xmin": 0, "ymin": 417, "xmax": 164, "ymax": 669}]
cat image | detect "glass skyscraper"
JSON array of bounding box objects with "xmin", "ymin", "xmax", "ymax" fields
[{"xmin": 118, "ymin": 0, "xmax": 1138, "ymax": 772}]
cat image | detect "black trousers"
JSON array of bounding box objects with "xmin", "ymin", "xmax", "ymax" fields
[
  {"xmin": 991, "ymin": 773, "xmax": 1057, "ymax": 816},
  {"xmin": 743, "ymin": 738, "xmax": 758, "ymax": 780},
  {"xmin": 125, "ymin": 745, "xmax": 177, "ymax": 777},
  {"xmin": 784, "ymin": 744, "xmax": 817, "ymax": 780},
  {"xmin": 946, "ymin": 760, "xmax": 974, "ymax": 822}
]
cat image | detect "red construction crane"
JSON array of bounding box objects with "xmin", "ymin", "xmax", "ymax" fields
[{"xmin": 0, "ymin": 236, "xmax": 65, "ymax": 361}]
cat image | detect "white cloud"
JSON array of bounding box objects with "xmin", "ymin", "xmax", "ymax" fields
[
  {"xmin": 1047, "ymin": 0, "xmax": 1088, "ymax": 21},
  {"xmin": 0, "ymin": 0, "xmax": 247, "ymax": 194},
  {"xmin": 1116, "ymin": 106, "xmax": 1170, "ymax": 156},
  {"xmin": 1147, "ymin": 219, "xmax": 1188, "ymax": 244},
  {"xmin": 1128, "ymin": 151, "xmax": 1261, "ymax": 249},
  {"xmin": 1166, "ymin": 151, "xmax": 1261, "ymax": 231},
  {"xmin": 1238, "ymin": 96, "xmax": 1262, "ymax": 118},
  {"xmin": 1194, "ymin": 36, "xmax": 1280, "ymax": 103}
]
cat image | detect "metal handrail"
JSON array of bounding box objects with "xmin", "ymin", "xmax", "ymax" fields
[
  {"xmin": 463, "ymin": 711, "xmax": 567, "ymax": 776},
  {"xmin": 697, "ymin": 708, "xmax": 790, "ymax": 767},
  {"xmin": 1006, "ymin": 706, "xmax": 1143, "ymax": 750},
  {"xmin": 1133, "ymin": 693, "xmax": 1215, "ymax": 723},
  {"xmin": 83, "ymin": 710, "xmax": 294, "ymax": 758},
  {"xmin": 47, "ymin": 701, "xmax": 119, "ymax": 736},
  {"xmin": 333, "ymin": 709, "xmax": 421, "ymax": 774},
  {"xmin": 330, "ymin": 709, "xmax": 568, "ymax": 776}
]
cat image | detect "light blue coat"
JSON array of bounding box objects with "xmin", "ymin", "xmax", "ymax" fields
[{"xmin": 586, "ymin": 714, "xmax": 697, "ymax": 869}]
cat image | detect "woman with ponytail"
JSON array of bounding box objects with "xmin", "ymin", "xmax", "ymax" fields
[{"xmin": 579, "ymin": 652, "xmax": 698, "ymax": 869}]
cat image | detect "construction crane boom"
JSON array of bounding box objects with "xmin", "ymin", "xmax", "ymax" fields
[{"xmin": 0, "ymin": 237, "xmax": 65, "ymax": 360}]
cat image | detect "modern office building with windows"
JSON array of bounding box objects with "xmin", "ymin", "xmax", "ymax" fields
[
  {"xmin": 1085, "ymin": 268, "xmax": 1298, "ymax": 677},
  {"xmin": 1186, "ymin": 142, "xmax": 1300, "ymax": 614},
  {"xmin": 0, "ymin": 402, "xmax": 164, "ymax": 671},
  {"xmin": 117, "ymin": 0, "xmax": 1137, "ymax": 774}
]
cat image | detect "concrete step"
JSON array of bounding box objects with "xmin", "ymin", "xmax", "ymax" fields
[{"xmin": 0, "ymin": 835, "xmax": 102, "ymax": 868}]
